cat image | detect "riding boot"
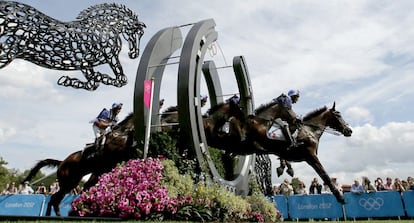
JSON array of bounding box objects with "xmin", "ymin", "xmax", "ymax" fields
[{"xmin": 282, "ymin": 125, "xmax": 297, "ymax": 150}]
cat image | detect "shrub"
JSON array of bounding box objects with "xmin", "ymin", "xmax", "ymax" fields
[{"xmin": 71, "ymin": 157, "xmax": 280, "ymax": 222}]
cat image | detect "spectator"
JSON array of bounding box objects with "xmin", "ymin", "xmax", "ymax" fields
[
  {"xmin": 322, "ymin": 183, "xmax": 332, "ymax": 194},
  {"xmin": 19, "ymin": 181, "xmax": 34, "ymax": 194},
  {"xmin": 309, "ymin": 177, "xmax": 322, "ymax": 194},
  {"xmin": 350, "ymin": 179, "xmax": 364, "ymax": 194},
  {"xmin": 279, "ymin": 179, "xmax": 294, "ymax": 197},
  {"xmin": 49, "ymin": 180, "xmax": 60, "ymax": 195},
  {"xmin": 2, "ymin": 182, "xmax": 18, "ymax": 195},
  {"xmin": 272, "ymin": 184, "xmax": 280, "ymax": 195},
  {"xmin": 407, "ymin": 176, "xmax": 414, "ymax": 190},
  {"xmin": 393, "ymin": 178, "xmax": 406, "ymax": 192},
  {"xmin": 383, "ymin": 177, "xmax": 393, "ymax": 190},
  {"xmin": 295, "ymin": 181, "xmax": 307, "ymax": 195},
  {"xmin": 35, "ymin": 183, "xmax": 47, "ymax": 195},
  {"xmin": 375, "ymin": 177, "xmax": 385, "ymax": 191},
  {"xmin": 362, "ymin": 176, "xmax": 377, "ymax": 193}
]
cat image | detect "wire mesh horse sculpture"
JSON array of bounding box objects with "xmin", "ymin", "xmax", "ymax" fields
[
  {"xmin": 22, "ymin": 113, "xmax": 137, "ymax": 216},
  {"xmin": 0, "ymin": 1, "xmax": 146, "ymax": 90},
  {"xmin": 244, "ymin": 102, "xmax": 352, "ymax": 203}
]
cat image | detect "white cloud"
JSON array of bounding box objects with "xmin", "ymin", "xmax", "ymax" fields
[{"xmin": 2, "ymin": 0, "xmax": 414, "ymax": 194}]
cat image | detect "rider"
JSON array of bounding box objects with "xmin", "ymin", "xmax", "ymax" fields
[
  {"xmin": 91, "ymin": 102, "xmax": 123, "ymax": 152},
  {"xmin": 200, "ymin": 95, "xmax": 208, "ymax": 108},
  {"xmin": 273, "ymin": 89, "xmax": 301, "ymax": 149}
]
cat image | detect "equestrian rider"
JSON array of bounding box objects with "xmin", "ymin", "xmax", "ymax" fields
[
  {"xmin": 92, "ymin": 102, "xmax": 123, "ymax": 152},
  {"xmin": 274, "ymin": 89, "xmax": 301, "ymax": 149},
  {"xmin": 200, "ymin": 95, "xmax": 208, "ymax": 107}
]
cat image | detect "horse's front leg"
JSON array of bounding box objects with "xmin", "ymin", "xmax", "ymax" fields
[
  {"xmin": 276, "ymin": 159, "xmax": 286, "ymax": 177},
  {"xmin": 106, "ymin": 56, "xmax": 127, "ymax": 87},
  {"xmin": 286, "ymin": 160, "xmax": 294, "ymax": 177},
  {"xmin": 306, "ymin": 154, "xmax": 345, "ymax": 204}
]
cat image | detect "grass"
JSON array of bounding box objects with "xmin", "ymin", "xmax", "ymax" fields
[{"xmin": 1, "ymin": 219, "xmax": 414, "ymax": 223}]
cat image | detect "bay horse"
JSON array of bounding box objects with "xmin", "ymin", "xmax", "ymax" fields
[
  {"xmin": 22, "ymin": 113, "xmax": 137, "ymax": 216},
  {"xmin": 243, "ymin": 102, "xmax": 352, "ymax": 203},
  {"xmin": 160, "ymin": 100, "xmax": 246, "ymax": 152},
  {"xmin": 0, "ymin": 1, "xmax": 145, "ymax": 90}
]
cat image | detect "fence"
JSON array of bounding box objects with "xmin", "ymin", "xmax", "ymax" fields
[
  {"xmin": 0, "ymin": 191, "xmax": 413, "ymax": 218},
  {"xmin": 274, "ymin": 191, "xmax": 414, "ymax": 220},
  {"xmin": 0, "ymin": 194, "xmax": 77, "ymax": 217}
]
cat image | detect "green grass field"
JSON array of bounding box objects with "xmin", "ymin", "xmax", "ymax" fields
[{"xmin": 1, "ymin": 219, "xmax": 414, "ymax": 223}]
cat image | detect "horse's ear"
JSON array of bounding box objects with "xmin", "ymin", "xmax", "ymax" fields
[{"xmin": 332, "ymin": 102, "xmax": 336, "ymax": 110}]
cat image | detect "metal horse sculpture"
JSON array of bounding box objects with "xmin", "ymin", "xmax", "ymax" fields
[
  {"xmin": 244, "ymin": 102, "xmax": 352, "ymax": 203},
  {"xmin": 22, "ymin": 113, "xmax": 137, "ymax": 216},
  {"xmin": 0, "ymin": 1, "xmax": 146, "ymax": 90}
]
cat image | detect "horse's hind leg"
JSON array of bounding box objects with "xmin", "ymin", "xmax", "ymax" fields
[
  {"xmin": 46, "ymin": 191, "xmax": 65, "ymax": 216},
  {"xmin": 107, "ymin": 56, "xmax": 127, "ymax": 87}
]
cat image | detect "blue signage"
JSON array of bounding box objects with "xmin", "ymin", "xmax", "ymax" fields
[
  {"xmin": 273, "ymin": 195, "xmax": 288, "ymax": 219},
  {"xmin": 402, "ymin": 191, "xmax": 414, "ymax": 217},
  {"xmin": 42, "ymin": 194, "xmax": 78, "ymax": 216},
  {"xmin": 0, "ymin": 194, "xmax": 45, "ymax": 216},
  {"xmin": 343, "ymin": 191, "xmax": 404, "ymax": 218},
  {"xmin": 288, "ymin": 194, "xmax": 343, "ymax": 219}
]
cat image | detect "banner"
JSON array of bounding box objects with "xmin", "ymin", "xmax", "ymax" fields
[
  {"xmin": 288, "ymin": 194, "xmax": 343, "ymax": 219},
  {"xmin": 343, "ymin": 191, "xmax": 404, "ymax": 218},
  {"xmin": 402, "ymin": 190, "xmax": 414, "ymax": 217},
  {"xmin": 143, "ymin": 80, "xmax": 153, "ymax": 109},
  {"xmin": 42, "ymin": 194, "xmax": 78, "ymax": 216},
  {"xmin": 0, "ymin": 194, "xmax": 45, "ymax": 216},
  {"xmin": 273, "ymin": 195, "xmax": 288, "ymax": 219}
]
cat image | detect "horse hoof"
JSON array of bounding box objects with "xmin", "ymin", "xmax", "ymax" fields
[
  {"xmin": 287, "ymin": 168, "xmax": 294, "ymax": 177},
  {"xmin": 276, "ymin": 167, "xmax": 283, "ymax": 177}
]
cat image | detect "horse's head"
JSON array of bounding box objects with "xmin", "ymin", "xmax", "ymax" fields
[
  {"xmin": 326, "ymin": 102, "xmax": 353, "ymax": 137},
  {"xmin": 77, "ymin": 3, "xmax": 146, "ymax": 59},
  {"xmin": 121, "ymin": 17, "xmax": 146, "ymax": 59}
]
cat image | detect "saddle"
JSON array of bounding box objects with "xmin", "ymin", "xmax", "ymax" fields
[{"xmin": 266, "ymin": 121, "xmax": 298, "ymax": 141}]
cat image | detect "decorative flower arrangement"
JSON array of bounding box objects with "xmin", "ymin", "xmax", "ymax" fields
[{"xmin": 71, "ymin": 157, "xmax": 280, "ymax": 222}]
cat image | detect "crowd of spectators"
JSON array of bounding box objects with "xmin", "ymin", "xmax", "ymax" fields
[
  {"xmin": 273, "ymin": 176, "xmax": 414, "ymax": 196},
  {"xmin": 1, "ymin": 179, "xmax": 64, "ymax": 195}
]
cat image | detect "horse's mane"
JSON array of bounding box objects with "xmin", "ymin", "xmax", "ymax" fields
[
  {"xmin": 77, "ymin": 3, "xmax": 137, "ymax": 20},
  {"xmin": 303, "ymin": 106, "xmax": 327, "ymax": 122},
  {"xmin": 206, "ymin": 102, "xmax": 226, "ymax": 115},
  {"xmin": 254, "ymin": 100, "xmax": 278, "ymax": 115},
  {"xmin": 112, "ymin": 112, "xmax": 134, "ymax": 131},
  {"xmin": 161, "ymin": 106, "xmax": 178, "ymax": 119}
]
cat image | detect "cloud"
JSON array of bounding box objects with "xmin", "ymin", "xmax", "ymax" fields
[{"xmin": 273, "ymin": 121, "xmax": 414, "ymax": 186}]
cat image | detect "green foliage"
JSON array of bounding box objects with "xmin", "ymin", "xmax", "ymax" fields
[
  {"xmin": 246, "ymin": 194, "xmax": 280, "ymax": 222},
  {"xmin": 208, "ymin": 147, "xmax": 238, "ymax": 180},
  {"xmin": 161, "ymin": 159, "xmax": 194, "ymax": 198},
  {"xmin": 148, "ymin": 131, "xmax": 179, "ymax": 161}
]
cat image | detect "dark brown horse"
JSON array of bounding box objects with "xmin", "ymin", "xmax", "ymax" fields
[
  {"xmin": 202, "ymin": 100, "xmax": 246, "ymax": 151},
  {"xmin": 22, "ymin": 113, "xmax": 137, "ymax": 216},
  {"xmin": 243, "ymin": 102, "xmax": 352, "ymax": 203},
  {"xmin": 160, "ymin": 101, "xmax": 245, "ymax": 151}
]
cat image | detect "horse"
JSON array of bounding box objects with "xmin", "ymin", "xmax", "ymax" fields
[
  {"xmin": 0, "ymin": 1, "xmax": 146, "ymax": 90},
  {"xmin": 21, "ymin": 113, "xmax": 137, "ymax": 216},
  {"xmin": 243, "ymin": 102, "xmax": 352, "ymax": 203}
]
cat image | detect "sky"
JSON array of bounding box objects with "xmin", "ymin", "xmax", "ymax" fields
[{"xmin": 1, "ymin": 0, "xmax": 414, "ymax": 188}]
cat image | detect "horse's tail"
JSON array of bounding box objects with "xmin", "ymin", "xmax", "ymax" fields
[{"xmin": 21, "ymin": 159, "xmax": 61, "ymax": 184}]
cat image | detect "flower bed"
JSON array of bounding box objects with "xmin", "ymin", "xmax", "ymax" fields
[{"xmin": 71, "ymin": 158, "xmax": 280, "ymax": 222}]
